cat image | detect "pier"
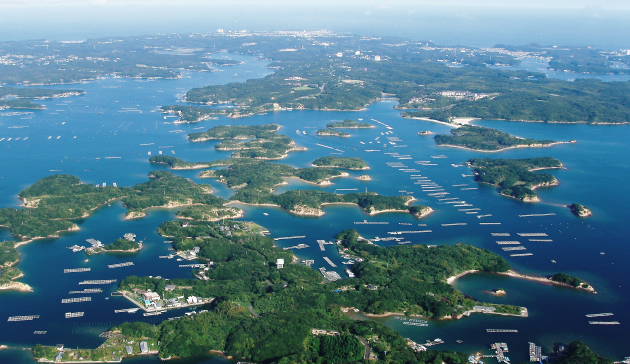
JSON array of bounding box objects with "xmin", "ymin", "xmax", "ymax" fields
[
  {"xmin": 510, "ymin": 253, "xmax": 533, "ymax": 257},
  {"xmin": 33, "ymin": 331, "xmax": 47, "ymax": 334},
  {"xmin": 480, "ymin": 222, "xmax": 501, "ymax": 225},
  {"xmin": 496, "ymin": 241, "xmax": 521, "ymax": 245},
  {"xmin": 108, "ymin": 262, "xmax": 134, "ymax": 268},
  {"xmin": 517, "ymin": 233, "xmax": 548, "ymax": 237},
  {"xmin": 518, "ymin": 213, "xmax": 556, "ymax": 217},
  {"xmin": 486, "ymin": 329, "xmax": 518, "ymax": 333},
  {"xmin": 64, "ymin": 268, "xmax": 91, "ymax": 273},
  {"xmin": 354, "ymin": 220, "xmax": 389, "ymax": 225},
  {"xmin": 402, "ymin": 322, "xmax": 428, "ymax": 327},
  {"xmin": 318, "ymin": 240, "xmax": 327, "ymax": 251},
  {"xmin": 441, "ymin": 223, "xmax": 467, "ymax": 226},
  {"xmin": 529, "ymin": 239, "xmax": 552, "ymax": 242},
  {"xmin": 491, "ymin": 233, "xmax": 510, "ymax": 236},
  {"xmin": 319, "ymin": 267, "xmax": 341, "ymax": 282},
  {"xmin": 62, "ymin": 297, "xmax": 92, "ymax": 303},
  {"xmin": 502, "ymin": 246, "xmax": 526, "ymax": 251}
]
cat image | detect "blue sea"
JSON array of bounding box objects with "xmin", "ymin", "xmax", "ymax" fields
[{"xmin": 1, "ymin": 53, "xmax": 630, "ymax": 363}]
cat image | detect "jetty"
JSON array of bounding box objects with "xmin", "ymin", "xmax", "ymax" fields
[
  {"xmin": 64, "ymin": 268, "xmax": 91, "ymax": 273},
  {"xmin": 8, "ymin": 315, "xmax": 39, "ymax": 322},
  {"xmin": 274, "ymin": 236, "xmax": 306, "ymax": 241},
  {"xmin": 62, "ymin": 297, "xmax": 91, "ymax": 303},
  {"xmin": 108, "ymin": 262, "xmax": 134, "ymax": 268},
  {"xmin": 65, "ymin": 312, "xmax": 84, "ymax": 318}
]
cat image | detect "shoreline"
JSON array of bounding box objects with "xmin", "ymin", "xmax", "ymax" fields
[
  {"xmin": 447, "ymin": 269, "xmax": 596, "ymax": 293},
  {"xmin": 437, "ymin": 141, "xmax": 571, "ymax": 153}
]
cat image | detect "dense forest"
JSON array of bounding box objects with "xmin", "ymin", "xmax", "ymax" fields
[
  {"xmin": 434, "ymin": 125, "xmax": 556, "ymax": 151},
  {"xmin": 326, "ymin": 119, "xmax": 374, "ymax": 129},
  {"xmin": 102, "ymin": 238, "xmax": 140, "ymax": 251},
  {"xmin": 312, "ymin": 156, "xmax": 369, "ymax": 169},
  {"xmin": 316, "ymin": 129, "xmax": 350, "ymax": 137},
  {"xmin": 467, "ymin": 157, "xmax": 562, "ymax": 201}
]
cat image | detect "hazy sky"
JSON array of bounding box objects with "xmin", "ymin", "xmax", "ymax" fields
[{"xmin": 1, "ymin": 0, "xmax": 629, "ymax": 48}]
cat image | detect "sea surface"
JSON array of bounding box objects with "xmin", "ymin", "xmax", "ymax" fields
[{"xmin": 1, "ymin": 54, "xmax": 630, "ymax": 363}]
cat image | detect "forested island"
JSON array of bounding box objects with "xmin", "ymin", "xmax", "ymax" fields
[
  {"xmin": 467, "ymin": 157, "xmax": 562, "ymax": 202},
  {"xmin": 434, "ymin": 125, "xmax": 559, "ymax": 151},
  {"xmin": 316, "ymin": 129, "xmax": 350, "ymax": 137},
  {"xmin": 0, "ymin": 241, "xmax": 30, "ymax": 291},
  {"xmin": 551, "ymin": 273, "xmax": 594, "ymax": 291},
  {"xmin": 326, "ymin": 119, "xmax": 374, "ymax": 129},
  {"xmin": 188, "ymin": 124, "xmax": 305, "ymax": 160},
  {"xmin": 569, "ymin": 203, "xmax": 592, "ymax": 217},
  {"xmin": 312, "ymin": 156, "xmax": 369, "ymax": 170}
]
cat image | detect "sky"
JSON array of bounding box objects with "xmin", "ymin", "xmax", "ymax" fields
[{"xmin": 0, "ymin": 0, "xmax": 629, "ymax": 49}]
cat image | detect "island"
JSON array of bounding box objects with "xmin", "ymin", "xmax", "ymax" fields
[
  {"xmin": 312, "ymin": 156, "xmax": 369, "ymax": 170},
  {"xmin": 316, "ymin": 129, "xmax": 351, "ymax": 137},
  {"xmin": 570, "ymin": 203, "xmax": 592, "ymax": 217},
  {"xmin": 188, "ymin": 124, "xmax": 306, "ymax": 160},
  {"xmin": 0, "ymin": 241, "xmax": 32, "ymax": 292},
  {"xmin": 467, "ymin": 157, "xmax": 562, "ymax": 202},
  {"xmin": 87, "ymin": 237, "xmax": 142, "ymax": 255},
  {"xmin": 551, "ymin": 273, "xmax": 594, "ymax": 292},
  {"xmin": 434, "ymin": 125, "xmax": 559, "ymax": 151},
  {"xmin": 326, "ymin": 119, "xmax": 374, "ymax": 129}
]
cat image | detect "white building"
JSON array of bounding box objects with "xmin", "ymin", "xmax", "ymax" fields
[{"xmin": 276, "ymin": 258, "xmax": 284, "ymax": 269}]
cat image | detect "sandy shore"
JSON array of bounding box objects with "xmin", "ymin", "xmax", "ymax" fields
[
  {"xmin": 447, "ymin": 270, "xmax": 479, "ymax": 284},
  {"xmin": 437, "ymin": 141, "xmax": 570, "ymax": 153},
  {"xmin": 405, "ymin": 116, "xmax": 479, "ymax": 128},
  {"xmin": 447, "ymin": 269, "xmax": 596, "ymax": 293}
]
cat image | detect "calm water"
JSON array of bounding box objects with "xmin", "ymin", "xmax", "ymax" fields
[{"xmin": 1, "ymin": 54, "xmax": 630, "ymax": 363}]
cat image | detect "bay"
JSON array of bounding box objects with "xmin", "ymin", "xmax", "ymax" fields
[{"xmin": 1, "ymin": 55, "xmax": 630, "ymax": 363}]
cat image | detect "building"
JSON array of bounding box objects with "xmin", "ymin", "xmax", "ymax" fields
[
  {"xmin": 139, "ymin": 341, "xmax": 148, "ymax": 354},
  {"xmin": 125, "ymin": 346, "xmax": 133, "ymax": 355},
  {"xmin": 276, "ymin": 258, "xmax": 284, "ymax": 269},
  {"xmin": 187, "ymin": 296, "xmax": 198, "ymax": 304},
  {"xmin": 164, "ymin": 284, "xmax": 176, "ymax": 291},
  {"xmin": 142, "ymin": 291, "xmax": 160, "ymax": 301}
]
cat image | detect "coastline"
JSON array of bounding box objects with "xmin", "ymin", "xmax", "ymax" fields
[
  {"xmin": 446, "ymin": 269, "xmax": 596, "ymax": 293},
  {"xmin": 436, "ymin": 141, "xmax": 571, "ymax": 153}
]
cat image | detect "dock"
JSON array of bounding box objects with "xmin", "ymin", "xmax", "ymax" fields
[
  {"xmin": 354, "ymin": 220, "xmax": 389, "ymax": 225},
  {"xmin": 589, "ymin": 321, "xmax": 620, "ymax": 325},
  {"xmin": 318, "ymin": 240, "xmax": 327, "ymax": 251},
  {"xmin": 319, "ymin": 267, "xmax": 341, "ymax": 282},
  {"xmin": 441, "ymin": 223, "xmax": 467, "ymax": 226},
  {"xmin": 65, "ymin": 312, "xmax": 84, "ymax": 318},
  {"xmin": 518, "ymin": 213, "xmax": 556, "ymax": 217},
  {"xmin": 486, "ymin": 329, "xmax": 518, "ymax": 333},
  {"xmin": 8, "ymin": 315, "xmax": 39, "ymax": 322},
  {"xmin": 496, "ymin": 241, "xmax": 521, "ymax": 245},
  {"xmin": 79, "ymin": 279, "xmax": 117, "ymax": 285},
  {"xmin": 283, "ymin": 244, "xmax": 309, "ymax": 250},
  {"xmin": 510, "ymin": 253, "xmax": 533, "ymax": 257},
  {"xmin": 529, "ymin": 239, "xmax": 553, "ymax": 242},
  {"xmin": 33, "ymin": 331, "xmax": 47, "ymax": 334},
  {"xmin": 502, "ymin": 246, "xmax": 526, "ymax": 251},
  {"xmin": 480, "ymin": 222, "xmax": 501, "ymax": 225},
  {"xmin": 586, "ymin": 313, "xmax": 614, "ymax": 317},
  {"xmin": 517, "ymin": 233, "xmax": 548, "ymax": 237},
  {"xmin": 491, "ymin": 233, "xmax": 510, "ymax": 236},
  {"xmin": 114, "ymin": 308, "xmax": 140, "ymax": 313},
  {"xmin": 62, "ymin": 297, "xmax": 92, "ymax": 303},
  {"xmin": 64, "ymin": 268, "xmax": 91, "ymax": 273},
  {"xmin": 529, "ymin": 342, "xmax": 546, "ymax": 362},
  {"xmin": 108, "ymin": 262, "xmax": 134, "ymax": 268},
  {"xmin": 69, "ymin": 289, "xmax": 102, "ymax": 294},
  {"xmin": 323, "ymin": 257, "xmax": 337, "ymax": 268}
]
